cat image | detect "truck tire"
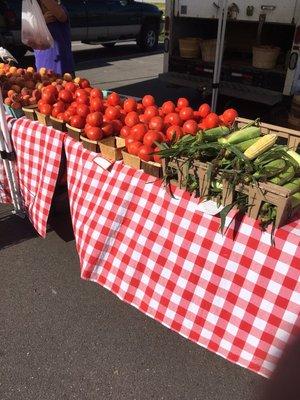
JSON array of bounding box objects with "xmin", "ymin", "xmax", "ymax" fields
[
  {"xmin": 137, "ymin": 23, "xmax": 158, "ymax": 51},
  {"xmin": 102, "ymin": 42, "xmax": 116, "ymax": 48},
  {"xmin": 8, "ymin": 46, "xmax": 28, "ymax": 61}
]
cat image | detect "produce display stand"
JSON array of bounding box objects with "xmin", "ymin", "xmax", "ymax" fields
[{"xmin": 1, "ymin": 114, "xmax": 300, "ymax": 379}]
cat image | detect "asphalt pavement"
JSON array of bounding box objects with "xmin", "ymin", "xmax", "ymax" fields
[{"xmin": 0, "ymin": 42, "xmax": 283, "ymax": 400}]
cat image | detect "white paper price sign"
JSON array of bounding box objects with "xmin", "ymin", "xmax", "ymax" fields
[
  {"xmin": 93, "ymin": 156, "xmax": 113, "ymax": 171},
  {"xmin": 197, "ymin": 200, "xmax": 224, "ymax": 216}
]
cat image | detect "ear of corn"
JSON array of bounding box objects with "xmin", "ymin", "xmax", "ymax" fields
[
  {"xmin": 244, "ymin": 133, "xmax": 277, "ymax": 160},
  {"xmin": 253, "ymin": 159, "xmax": 286, "ymax": 180},
  {"xmin": 291, "ymin": 192, "xmax": 300, "ymax": 208},
  {"xmin": 204, "ymin": 126, "xmax": 230, "ymax": 142},
  {"xmin": 283, "ymin": 178, "xmax": 300, "ymax": 194},
  {"xmin": 218, "ymin": 126, "xmax": 261, "ymax": 145},
  {"xmin": 269, "ymin": 165, "xmax": 295, "ymax": 186},
  {"xmin": 287, "ymin": 150, "xmax": 300, "ymax": 167}
]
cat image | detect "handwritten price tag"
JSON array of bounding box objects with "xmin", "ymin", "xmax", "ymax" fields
[
  {"xmin": 197, "ymin": 200, "xmax": 224, "ymax": 216},
  {"xmin": 93, "ymin": 156, "xmax": 113, "ymax": 171}
]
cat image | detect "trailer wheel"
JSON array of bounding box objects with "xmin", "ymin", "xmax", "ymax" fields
[{"xmin": 137, "ymin": 23, "xmax": 158, "ymax": 51}]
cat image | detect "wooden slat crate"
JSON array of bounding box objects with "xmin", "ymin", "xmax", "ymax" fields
[{"xmin": 236, "ymin": 117, "xmax": 300, "ymax": 151}]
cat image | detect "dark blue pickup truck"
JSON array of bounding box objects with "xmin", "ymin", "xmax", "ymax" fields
[{"xmin": 0, "ymin": 0, "xmax": 163, "ymax": 58}]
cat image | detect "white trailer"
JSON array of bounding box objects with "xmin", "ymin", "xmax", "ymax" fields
[{"xmin": 160, "ymin": 0, "xmax": 300, "ymax": 107}]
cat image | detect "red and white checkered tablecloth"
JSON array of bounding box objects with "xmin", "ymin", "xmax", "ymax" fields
[
  {"xmin": 64, "ymin": 136, "xmax": 300, "ymax": 378},
  {"xmin": 0, "ymin": 115, "xmax": 15, "ymax": 204},
  {"xmin": 10, "ymin": 118, "xmax": 65, "ymax": 236}
]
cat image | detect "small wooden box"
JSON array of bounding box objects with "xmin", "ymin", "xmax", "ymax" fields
[
  {"xmin": 80, "ymin": 135, "xmax": 100, "ymax": 152},
  {"xmin": 99, "ymin": 136, "xmax": 125, "ymax": 161},
  {"xmin": 49, "ymin": 116, "xmax": 66, "ymax": 132},
  {"xmin": 22, "ymin": 105, "xmax": 37, "ymax": 121},
  {"xmin": 121, "ymin": 150, "xmax": 141, "ymax": 170},
  {"xmin": 141, "ymin": 160, "xmax": 162, "ymax": 178},
  {"xmin": 66, "ymin": 124, "xmax": 83, "ymax": 141},
  {"xmin": 35, "ymin": 110, "xmax": 51, "ymax": 126}
]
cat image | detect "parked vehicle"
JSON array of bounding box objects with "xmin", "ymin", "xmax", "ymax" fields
[
  {"xmin": 160, "ymin": 0, "xmax": 300, "ymax": 105},
  {"xmin": 0, "ymin": 0, "xmax": 163, "ymax": 59}
]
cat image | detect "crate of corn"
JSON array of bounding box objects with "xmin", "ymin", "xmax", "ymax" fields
[{"xmin": 235, "ymin": 117, "xmax": 300, "ymax": 151}]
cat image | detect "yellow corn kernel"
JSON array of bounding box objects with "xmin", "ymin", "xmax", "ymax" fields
[{"xmin": 244, "ymin": 133, "xmax": 277, "ymax": 160}]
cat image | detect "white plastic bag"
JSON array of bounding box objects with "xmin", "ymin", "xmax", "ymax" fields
[{"xmin": 21, "ymin": 0, "xmax": 54, "ymax": 50}]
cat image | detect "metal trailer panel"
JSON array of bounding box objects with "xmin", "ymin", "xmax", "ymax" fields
[{"xmin": 176, "ymin": 0, "xmax": 298, "ymax": 24}]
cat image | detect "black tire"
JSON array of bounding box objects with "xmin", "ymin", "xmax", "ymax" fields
[
  {"xmin": 137, "ymin": 23, "xmax": 158, "ymax": 51},
  {"xmin": 102, "ymin": 42, "xmax": 116, "ymax": 48}
]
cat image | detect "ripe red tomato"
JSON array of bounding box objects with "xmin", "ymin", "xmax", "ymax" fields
[
  {"xmin": 222, "ymin": 108, "xmax": 238, "ymax": 125},
  {"xmin": 120, "ymin": 125, "xmax": 131, "ymax": 138},
  {"xmin": 203, "ymin": 113, "xmax": 219, "ymax": 129},
  {"xmin": 90, "ymin": 88, "xmax": 103, "ymax": 98},
  {"xmin": 198, "ymin": 122, "xmax": 206, "ymax": 131},
  {"xmin": 41, "ymin": 91, "xmax": 56, "ymax": 105},
  {"xmin": 166, "ymin": 125, "xmax": 183, "ymax": 141},
  {"xmin": 57, "ymin": 112, "xmax": 65, "ymax": 121},
  {"xmin": 64, "ymin": 82, "xmax": 77, "ymax": 93},
  {"xmin": 107, "ymin": 92, "xmax": 120, "ymax": 106},
  {"xmin": 164, "ymin": 112, "xmax": 182, "ymax": 126},
  {"xmin": 149, "ymin": 116, "xmax": 164, "ymax": 131},
  {"xmin": 198, "ymin": 103, "xmax": 211, "ymax": 118},
  {"xmin": 84, "ymin": 87, "xmax": 92, "ymax": 95},
  {"xmin": 58, "ymin": 89, "xmax": 73, "ymax": 103},
  {"xmin": 143, "ymin": 130, "xmax": 164, "ymax": 147},
  {"xmin": 177, "ymin": 97, "xmax": 189, "ymax": 109},
  {"xmin": 102, "ymin": 122, "xmax": 113, "ymax": 137},
  {"xmin": 153, "ymin": 147, "xmax": 162, "ymax": 163},
  {"xmin": 40, "ymin": 103, "xmax": 52, "ymax": 115},
  {"xmin": 144, "ymin": 105, "xmax": 159, "ymax": 121},
  {"xmin": 86, "ymin": 112, "xmax": 103, "ymax": 127},
  {"xmin": 75, "ymin": 88, "xmax": 86, "ymax": 98},
  {"xmin": 125, "ymin": 111, "xmax": 139, "ymax": 127},
  {"xmin": 123, "ymin": 98, "xmax": 137, "ymax": 113},
  {"xmin": 130, "ymin": 123, "xmax": 148, "ymax": 141},
  {"xmin": 66, "ymin": 106, "xmax": 77, "ymax": 116},
  {"xmin": 138, "ymin": 145, "xmax": 153, "ymax": 162},
  {"xmin": 162, "ymin": 100, "xmax": 176, "ymax": 115},
  {"xmin": 125, "ymin": 136, "xmax": 135, "ymax": 148},
  {"xmin": 77, "ymin": 104, "xmax": 90, "ymax": 118},
  {"xmin": 128, "ymin": 141, "xmax": 143, "ymax": 156},
  {"xmin": 182, "ymin": 119, "xmax": 198, "ymax": 135},
  {"xmin": 85, "ymin": 126, "xmax": 102, "ymax": 141},
  {"xmin": 142, "ymin": 94, "xmax": 155, "ymax": 107},
  {"xmin": 63, "ymin": 111, "xmax": 71, "ymax": 122},
  {"xmin": 37, "ymin": 99, "xmax": 45, "ymax": 108},
  {"xmin": 137, "ymin": 103, "xmax": 145, "ymax": 113},
  {"xmin": 70, "ymin": 115, "xmax": 85, "ymax": 129},
  {"xmin": 90, "ymin": 97, "xmax": 103, "ymax": 112},
  {"xmin": 79, "ymin": 79, "xmax": 90, "ymax": 89},
  {"xmin": 105, "ymin": 106, "xmax": 120, "ymax": 121},
  {"xmin": 52, "ymin": 100, "xmax": 65, "ymax": 113},
  {"xmin": 76, "ymin": 95, "xmax": 89, "ymax": 105},
  {"xmin": 138, "ymin": 114, "xmax": 148, "ymax": 124},
  {"xmin": 51, "ymin": 107, "xmax": 60, "ymax": 118},
  {"xmin": 111, "ymin": 119, "xmax": 123, "ymax": 134},
  {"xmin": 179, "ymin": 107, "xmax": 194, "ymax": 121},
  {"xmin": 43, "ymin": 85, "xmax": 58, "ymax": 96}
]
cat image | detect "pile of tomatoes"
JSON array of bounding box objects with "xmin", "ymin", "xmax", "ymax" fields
[
  {"xmin": 37, "ymin": 79, "xmax": 238, "ymax": 163},
  {"xmin": 119, "ymin": 95, "xmax": 238, "ymax": 162}
]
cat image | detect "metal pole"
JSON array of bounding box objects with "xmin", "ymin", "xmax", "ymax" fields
[
  {"xmin": 0, "ymin": 89, "xmax": 24, "ymax": 215},
  {"xmin": 211, "ymin": 0, "xmax": 228, "ymax": 112}
]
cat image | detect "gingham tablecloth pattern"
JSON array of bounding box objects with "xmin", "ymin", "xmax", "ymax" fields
[
  {"xmin": 11, "ymin": 118, "xmax": 65, "ymax": 236},
  {"xmin": 64, "ymin": 137, "xmax": 300, "ymax": 378}
]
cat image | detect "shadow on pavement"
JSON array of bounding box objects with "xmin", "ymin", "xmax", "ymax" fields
[
  {"xmin": 0, "ymin": 212, "xmax": 38, "ymax": 251},
  {"xmin": 260, "ymin": 333, "xmax": 300, "ymax": 400}
]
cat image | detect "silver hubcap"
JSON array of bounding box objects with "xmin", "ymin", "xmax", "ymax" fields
[{"xmin": 146, "ymin": 30, "xmax": 156, "ymax": 47}]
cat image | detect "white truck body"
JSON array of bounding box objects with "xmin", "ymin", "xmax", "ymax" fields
[{"xmin": 161, "ymin": 0, "xmax": 300, "ymax": 105}]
